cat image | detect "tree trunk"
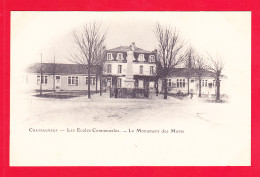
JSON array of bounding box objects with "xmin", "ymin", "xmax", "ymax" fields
[
  {"xmin": 87, "ymin": 66, "xmax": 91, "ymax": 99},
  {"xmin": 163, "ymin": 78, "xmax": 167, "ymax": 99},
  {"xmin": 198, "ymin": 77, "xmax": 202, "ymax": 97},
  {"xmin": 95, "ymin": 74, "xmax": 98, "ymax": 93},
  {"xmin": 187, "ymin": 77, "xmax": 190, "ymax": 95},
  {"xmin": 216, "ymin": 75, "xmax": 221, "ymax": 101},
  {"xmin": 100, "ymin": 76, "xmax": 102, "ymax": 96},
  {"xmin": 155, "ymin": 78, "xmax": 159, "ymax": 96}
]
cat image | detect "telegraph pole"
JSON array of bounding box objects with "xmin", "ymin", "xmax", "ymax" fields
[{"xmin": 40, "ymin": 53, "xmax": 43, "ymax": 96}]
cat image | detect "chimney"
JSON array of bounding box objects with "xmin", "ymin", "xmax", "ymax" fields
[{"xmin": 131, "ymin": 42, "xmax": 135, "ymax": 51}]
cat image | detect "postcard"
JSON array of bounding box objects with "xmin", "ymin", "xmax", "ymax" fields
[{"xmin": 10, "ymin": 11, "xmax": 251, "ymax": 166}]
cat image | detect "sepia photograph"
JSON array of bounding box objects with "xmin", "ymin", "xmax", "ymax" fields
[{"xmin": 10, "ymin": 11, "xmax": 251, "ymax": 166}]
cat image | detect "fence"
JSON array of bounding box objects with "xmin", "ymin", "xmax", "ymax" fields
[{"xmin": 110, "ymin": 88, "xmax": 149, "ymax": 98}]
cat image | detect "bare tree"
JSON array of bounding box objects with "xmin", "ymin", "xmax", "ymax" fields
[
  {"xmin": 93, "ymin": 46, "xmax": 106, "ymax": 96},
  {"xmin": 154, "ymin": 23, "xmax": 186, "ymax": 99},
  {"xmin": 68, "ymin": 22, "xmax": 106, "ymax": 99},
  {"xmin": 193, "ymin": 53, "xmax": 208, "ymax": 97},
  {"xmin": 207, "ymin": 53, "xmax": 225, "ymax": 101}
]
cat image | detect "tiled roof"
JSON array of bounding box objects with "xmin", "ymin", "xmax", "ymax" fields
[
  {"xmin": 26, "ymin": 63, "xmax": 98, "ymax": 75},
  {"xmin": 108, "ymin": 46, "xmax": 152, "ymax": 53}
]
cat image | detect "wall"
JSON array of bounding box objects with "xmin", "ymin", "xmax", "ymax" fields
[
  {"xmin": 132, "ymin": 63, "xmax": 156, "ymax": 76},
  {"xmin": 158, "ymin": 76, "xmax": 223, "ymax": 95},
  {"xmin": 24, "ymin": 73, "xmax": 100, "ymax": 91},
  {"xmin": 103, "ymin": 62, "xmax": 156, "ymax": 76},
  {"xmin": 60, "ymin": 74, "xmax": 100, "ymax": 91}
]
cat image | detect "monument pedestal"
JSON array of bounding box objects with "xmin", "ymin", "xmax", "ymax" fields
[{"xmin": 124, "ymin": 78, "xmax": 135, "ymax": 88}]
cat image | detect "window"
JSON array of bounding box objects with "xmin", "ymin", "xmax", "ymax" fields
[
  {"xmin": 191, "ymin": 79, "xmax": 194, "ymax": 83},
  {"xmin": 86, "ymin": 77, "xmax": 96, "ymax": 85},
  {"xmin": 205, "ymin": 80, "xmax": 208, "ymax": 87},
  {"xmin": 140, "ymin": 65, "xmax": 143, "ymax": 74},
  {"xmin": 138, "ymin": 54, "xmax": 145, "ymax": 62},
  {"xmin": 134, "ymin": 80, "xmax": 139, "ymax": 88},
  {"xmin": 118, "ymin": 65, "xmax": 122, "ymax": 73},
  {"xmin": 68, "ymin": 76, "xmax": 78, "ymax": 86},
  {"xmin": 172, "ymin": 81, "xmax": 175, "ymax": 88},
  {"xmin": 107, "ymin": 53, "xmax": 113, "ymax": 60},
  {"xmin": 149, "ymin": 55, "xmax": 155, "ymax": 62},
  {"xmin": 168, "ymin": 79, "xmax": 172, "ymax": 87},
  {"xmin": 56, "ymin": 76, "xmax": 60, "ymax": 83},
  {"xmin": 213, "ymin": 80, "xmax": 215, "ymax": 87},
  {"xmin": 106, "ymin": 78, "xmax": 112, "ymax": 87},
  {"xmin": 37, "ymin": 76, "xmax": 40, "ymax": 85},
  {"xmin": 41, "ymin": 76, "xmax": 47, "ymax": 84},
  {"xmin": 117, "ymin": 53, "xmax": 123, "ymax": 60},
  {"xmin": 150, "ymin": 66, "xmax": 154, "ymax": 74},
  {"xmin": 117, "ymin": 78, "xmax": 122, "ymax": 88},
  {"xmin": 107, "ymin": 64, "xmax": 112, "ymax": 73},
  {"xmin": 38, "ymin": 75, "xmax": 47, "ymax": 84},
  {"xmin": 176, "ymin": 79, "xmax": 185, "ymax": 88}
]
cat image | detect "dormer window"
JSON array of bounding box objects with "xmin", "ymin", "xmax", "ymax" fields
[
  {"xmin": 107, "ymin": 53, "xmax": 113, "ymax": 60},
  {"xmin": 149, "ymin": 55, "xmax": 155, "ymax": 62},
  {"xmin": 117, "ymin": 53, "xmax": 123, "ymax": 60},
  {"xmin": 138, "ymin": 54, "xmax": 145, "ymax": 62}
]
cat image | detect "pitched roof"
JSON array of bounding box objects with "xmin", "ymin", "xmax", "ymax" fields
[
  {"xmin": 26, "ymin": 63, "xmax": 98, "ymax": 75},
  {"xmin": 168, "ymin": 68, "xmax": 216, "ymax": 78},
  {"xmin": 108, "ymin": 46, "xmax": 152, "ymax": 53}
]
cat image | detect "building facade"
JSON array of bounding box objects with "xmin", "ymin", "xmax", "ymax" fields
[
  {"xmin": 103, "ymin": 42, "xmax": 157, "ymax": 90},
  {"xmin": 25, "ymin": 63, "xmax": 100, "ymax": 92},
  {"xmin": 159, "ymin": 68, "xmax": 226, "ymax": 95}
]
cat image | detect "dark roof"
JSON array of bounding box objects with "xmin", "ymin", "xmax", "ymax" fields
[
  {"xmin": 26, "ymin": 63, "xmax": 98, "ymax": 75},
  {"xmin": 168, "ymin": 68, "xmax": 216, "ymax": 78},
  {"xmin": 108, "ymin": 46, "xmax": 152, "ymax": 53}
]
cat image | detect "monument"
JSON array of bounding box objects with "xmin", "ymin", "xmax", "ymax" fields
[{"xmin": 124, "ymin": 43, "xmax": 135, "ymax": 88}]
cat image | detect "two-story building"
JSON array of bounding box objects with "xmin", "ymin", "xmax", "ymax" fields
[{"xmin": 103, "ymin": 42, "xmax": 157, "ymax": 90}]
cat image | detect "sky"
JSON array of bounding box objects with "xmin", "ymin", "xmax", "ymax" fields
[{"xmin": 11, "ymin": 11, "xmax": 251, "ymax": 91}]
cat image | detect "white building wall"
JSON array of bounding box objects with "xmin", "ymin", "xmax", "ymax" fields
[
  {"xmin": 167, "ymin": 77, "xmax": 189, "ymax": 94},
  {"xmin": 132, "ymin": 63, "xmax": 156, "ymax": 76},
  {"xmin": 24, "ymin": 73, "xmax": 100, "ymax": 91},
  {"xmin": 198, "ymin": 77, "xmax": 216, "ymax": 95},
  {"xmin": 159, "ymin": 76, "xmax": 226, "ymax": 95},
  {"xmin": 60, "ymin": 75, "xmax": 99, "ymax": 91},
  {"xmin": 24, "ymin": 74, "xmax": 55, "ymax": 91},
  {"xmin": 104, "ymin": 62, "xmax": 127, "ymax": 76},
  {"xmin": 104, "ymin": 62, "xmax": 156, "ymax": 77}
]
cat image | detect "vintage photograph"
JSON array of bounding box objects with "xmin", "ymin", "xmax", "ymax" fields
[{"xmin": 10, "ymin": 11, "xmax": 251, "ymax": 166}]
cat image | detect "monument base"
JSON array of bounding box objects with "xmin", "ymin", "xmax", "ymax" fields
[{"xmin": 124, "ymin": 79, "xmax": 135, "ymax": 88}]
